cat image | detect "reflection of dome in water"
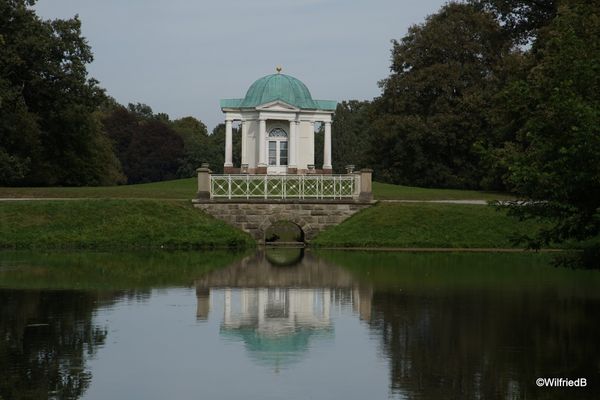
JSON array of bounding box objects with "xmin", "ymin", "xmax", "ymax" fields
[
  {"xmin": 219, "ymin": 287, "xmax": 334, "ymax": 370},
  {"xmin": 220, "ymin": 327, "xmax": 332, "ymax": 369}
]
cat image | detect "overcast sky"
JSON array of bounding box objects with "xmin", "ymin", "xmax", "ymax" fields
[{"xmin": 35, "ymin": 0, "xmax": 447, "ymax": 130}]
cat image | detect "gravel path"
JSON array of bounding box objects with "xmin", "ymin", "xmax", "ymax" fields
[
  {"xmin": 380, "ymin": 199, "xmax": 489, "ymax": 205},
  {"xmin": 0, "ymin": 198, "xmax": 84, "ymax": 201},
  {"xmin": 0, "ymin": 198, "xmax": 492, "ymax": 204}
]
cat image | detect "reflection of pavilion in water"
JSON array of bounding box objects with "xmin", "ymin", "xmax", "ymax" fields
[{"xmin": 195, "ymin": 250, "xmax": 372, "ymax": 369}]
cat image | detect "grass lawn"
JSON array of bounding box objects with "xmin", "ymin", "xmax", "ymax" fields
[
  {"xmin": 0, "ymin": 179, "xmax": 522, "ymax": 251},
  {"xmin": 312, "ymin": 202, "xmax": 549, "ymax": 249},
  {"xmin": 0, "ymin": 178, "xmax": 198, "ymax": 199},
  {"xmin": 0, "ymin": 178, "xmax": 513, "ymax": 201},
  {"xmin": 0, "ymin": 199, "xmax": 253, "ymax": 250},
  {"xmin": 372, "ymin": 182, "xmax": 513, "ymax": 201}
]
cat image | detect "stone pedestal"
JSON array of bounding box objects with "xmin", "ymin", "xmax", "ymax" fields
[
  {"xmin": 358, "ymin": 168, "xmax": 373, "ymax": 202},
  {"xmin": 196, "ymin": 165, "xmax": 211, "ymax": 199}
]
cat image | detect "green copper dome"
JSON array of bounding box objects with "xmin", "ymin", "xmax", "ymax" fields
[
  {"xmin": 239, "ymin": 73, "xmax": 318, "ymax": 109},
  {"xmin": 220, "ymin": 73, "xmax": 337, "ymax": 111}
]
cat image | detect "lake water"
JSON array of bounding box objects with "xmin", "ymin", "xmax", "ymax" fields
[{"xmin": 0, "ymin": 250, "xmax": 599, "ymax": 399}]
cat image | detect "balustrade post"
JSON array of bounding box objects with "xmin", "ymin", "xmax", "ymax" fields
[
  {"xmin": 264, "ymin": 175, "xmax": 267, "ymax": 199},
  {"xmin": 196, "ymin": 163, "xmax": 211, "ymax": 199},
  {"xmin": 358, "ymin": 169, "xmax": 373, "ymax": 202},
  {"xmin": 320, "ymin": 175, "xmax": 323, "ymax": 199},
  {"xmin": 228, "ymin": 175, "xmax": 232, "ymax": 200}
]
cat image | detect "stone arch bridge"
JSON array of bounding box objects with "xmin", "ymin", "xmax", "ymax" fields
[
  {"xmin": 192, "ymin": 168, "xmax": 374, "ymax": 243},
  {"xmin": 193, "ymin": 201, "xmax": 371, "ymax": 242}
]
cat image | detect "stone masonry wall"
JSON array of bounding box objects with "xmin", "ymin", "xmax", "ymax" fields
[{"xmin": 193, "ymin": 202, "xmax": 371, "ymax": 242}]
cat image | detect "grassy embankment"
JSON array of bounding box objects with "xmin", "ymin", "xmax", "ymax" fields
[
  {"xmin": 0, "ymin": 178, "xmax": 537, "ymax": 250},
  {"xmin": 0, "ymin": 199, "xmax": 252, "ymax": 250},
  {"xmin": 372, "ymin": 181, "xmax": 514, "ymax": 201},
  {"xmin": 0, "ymin": 178, "xmax": 197, "ymax": 199},
  {"xmin": 312, "ymin": 202, "xmax": 549, "ymax": 249}
]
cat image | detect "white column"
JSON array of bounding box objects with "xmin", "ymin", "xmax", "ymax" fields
[
  {"xmin": 309, "ymin": 121, "xmax": 315, "ymax": 167},
  {"xmin": 294, "ymin": 121, "xmax": 300, "ymax": 168},
  {"xmin": 224, "ymin": 288, "xmax": 232, "ymax": 326},
  {"xmin": 289, "ymin": 119, "xmax": 297, "ymax": 168},
  {"xmin": 241, "ymin": 120, "xmax": 247, "ymax": 165},
  {"xmin": 323, "ymin": 121, "xmax": 332, "ymax": 170},
  {"xmin": 258, "ymin": 118, "xmax": 266, "ymax": 167},
  {"xmin": 224, "ymin": 119, "xmax": 233, "ymax": 167}
]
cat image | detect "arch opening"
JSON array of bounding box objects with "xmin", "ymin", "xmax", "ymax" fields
[{"xmin": 264, "ymin": 221, "xmax": 305, "ymax": 244}]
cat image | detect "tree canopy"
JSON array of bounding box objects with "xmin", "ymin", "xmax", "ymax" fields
[
  {"xmin": 471, "ymin": 0, "xmax": 558, "ymax": 44},
  {"xmin": 0, "ymin": 0, "xmax": 123, "ymax": 186},
  {"xmin": 494, "ymin": 0, "xmax": 600, "ymax": 263},
  {"xmin": 369, "ymin": 2, "xmax": 509, "ymax": 188}
]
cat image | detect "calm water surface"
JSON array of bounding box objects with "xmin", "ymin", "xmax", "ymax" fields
[{"xmin": 0, "ymin": 250, "xmax": 599, "ymax": 399}]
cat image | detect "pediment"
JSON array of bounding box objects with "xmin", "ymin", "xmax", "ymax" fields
[{"xmin": 255, "ymin": 100, "xmax": 300, "ymax": 112}]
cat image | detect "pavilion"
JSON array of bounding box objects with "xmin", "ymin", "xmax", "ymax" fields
[{"xmin": 220, "ymin": 68, "xmax": 337, "ymax": 175}]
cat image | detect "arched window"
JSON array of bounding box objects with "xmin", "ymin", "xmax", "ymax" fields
[{"xmin": 268, "ymin": 128, "xmax": 288, "ymax": 138}]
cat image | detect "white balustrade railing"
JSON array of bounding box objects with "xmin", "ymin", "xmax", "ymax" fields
[{"xmin": 210, "ymin": 174, "xmax": 359, "ymax": 200}]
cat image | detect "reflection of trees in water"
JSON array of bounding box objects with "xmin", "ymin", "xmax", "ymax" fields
[
  {"xmin": 368, "ymin": 290, "xmax": 600, "ymax": 399},
  {"xmin": 0, "ymin": 290, "xmax": 138, "ymax": 400}
]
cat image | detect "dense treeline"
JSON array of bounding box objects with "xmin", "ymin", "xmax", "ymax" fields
[
  {"xmin": 0, "ymin": 0, "xmax": 231, "ymax": 186},
  {"xmin": 330, "ymin": 0, "xmax": 599, "ymax": 263},
  {"xmin": 99, "ymin": 102, "xmax": 242, "ymax": 183},
  {"xmin": 0, "ymin": 0, "xmax": 122, "ymax": 186},
  {"xmin": 334, "ymin": 0, "xmax": 565, "ymax": 189}
]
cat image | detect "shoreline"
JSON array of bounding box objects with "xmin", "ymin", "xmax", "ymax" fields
[{"xmin": 308, "ymin": 246, "xmax": 563, "ymax": 253}]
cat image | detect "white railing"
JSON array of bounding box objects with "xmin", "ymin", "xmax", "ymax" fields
[{"xmin": 210, "ymin": 174, "xmax": 359, "ymax": 200}]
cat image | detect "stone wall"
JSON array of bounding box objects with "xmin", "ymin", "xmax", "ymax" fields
[{"xmin": 193, "ymin": 201, "xmax": 371, "ymax": 242}]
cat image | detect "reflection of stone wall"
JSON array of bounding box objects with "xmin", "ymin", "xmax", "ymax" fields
[
  {"xmin": 193, "ymin": 202, "xmax": 370, "ymax": 241},
  {"xmin": 195, "ymin": 251, "xmax": 373, "ymax": 322},
  {"xmin": 196, "ymin": 251, "xmax": 356, "ymax": 289}
]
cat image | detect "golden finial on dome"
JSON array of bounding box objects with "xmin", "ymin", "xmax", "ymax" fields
[{"xmin": 276, "ymin": 66, "xmax": 282, "ymax": 74}]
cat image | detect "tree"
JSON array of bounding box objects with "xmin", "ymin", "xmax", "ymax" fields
[
  {"xmin": 0, "ymin": 148, "xmax": 30, "ymax": 184},
  {"xmin": 370, "ymin": 3, "xmax": 509, "ymax": 188},
  {"xmin": 101, "ymin": 106, "xmax": 184, "ymax": 183},
  {"xmin": 0, "ymin": 0, "xmax": 123, "ymax": 186},
  {"xmin": 126, "ymin": 120, "xmax": 184, "ymax": 183},
  {"xmin": 170, "ymin": 116, "xmax": 211, "ymax": 178},
  {"xmin": 471, "ymin": 0, "xmax": 558, "ymax": 45},
  {"xmin": 101, "ymin": 106, "xmax": 138, "ymax": 179},
  {"xmin": 331, "ymin": 101, "xmax": 373, "ymax": 172},
  {"xmin": 497, "ymin": 0, "xmax": 600, "ymax": 265}
]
